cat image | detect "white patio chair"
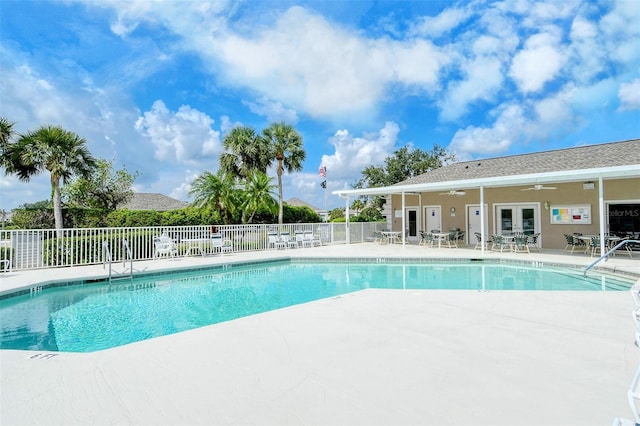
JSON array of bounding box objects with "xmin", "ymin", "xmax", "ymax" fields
[
  {"xmin": 280, "ymin": 232, "xmax": 298, "ymax": 249},
  {"xmin": 268, "ymin": 233, "xmax": 286, "ymax": 250},
  {"xmin": 295, "ymin": 231, "xmax": 308, "ymax": 248},
  {"xmin": 303, "ymin": 232, "xmax": 321, "ymax": 247},
  {"xmin": 211, "ymin": 234, "xmax": 232, "ymax": 255},
  {"xmin": 153, "ymin": 236, "xmax": 178, "ymax": 259},
  {"xmin": 627, "ymin": 362, "xmax": 640, "ymax": 423},
  {"xmin": 631, "ymin": 283, "xmax": 640, "ymax": 307}
]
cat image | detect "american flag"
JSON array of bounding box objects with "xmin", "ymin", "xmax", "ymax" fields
[{"xmin": 318, "ymin": 166, "xmax": 326, "ymax": 177}]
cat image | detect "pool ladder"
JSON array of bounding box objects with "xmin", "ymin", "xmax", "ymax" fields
[
  {"xmin": 583, "ymin": 239, "xmax": 639, "ymax": 276},
  {"xmin": 103, "ymin": 239, "xmax": 134, "ymax": 282}
]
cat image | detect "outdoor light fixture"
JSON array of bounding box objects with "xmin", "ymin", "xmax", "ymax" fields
[
  {"xmin": 544, "ymin": 201, "xmax": 550, "ymax": 210},
  {"xmin": 450, "ymin": 207, "xmax": 456, "ymax": 215}
]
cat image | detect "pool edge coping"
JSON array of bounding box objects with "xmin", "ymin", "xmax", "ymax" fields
[{"xmin": 1, "ymin": 254, "xmax": 637, "ymax": 301}]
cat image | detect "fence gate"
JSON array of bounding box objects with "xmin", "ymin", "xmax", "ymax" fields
[{"xmin": 12, "ymin": 230, "xmax": 43, "ymax": 269}]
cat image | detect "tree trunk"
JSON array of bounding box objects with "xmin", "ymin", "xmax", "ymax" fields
[
  {"xmin": 51, "ymin": 175, "xmax": 63, "ymax": 230},
  {"xmin": 277, "ymin": 160, "xmax": 284, "ymax": 225}
]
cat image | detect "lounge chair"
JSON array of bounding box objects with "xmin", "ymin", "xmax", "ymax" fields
[
  {"xmin": 303, "ymin": 232, "xmax": 321, "ymax": 246},
  {"xmin": 211, "ymin": 233, "xmax": 232, "ymax": 255},
  {"xmin": 268, "ymin": 233, "xmax": 286, "ymax": 249},
  {"xmin": 295, "ymin": 231, "xmax": 307, "ymax": 247},
  {"xmin": 153, "ymin": 236, "xmax": 178, "ymax": 258},
  {"xmin": 280, "ymin": 232, "xmax": 298, "ymax": 249},
  {"xmin": 631, "ymin": 283, "xmax": 640, "ymax": 308}
]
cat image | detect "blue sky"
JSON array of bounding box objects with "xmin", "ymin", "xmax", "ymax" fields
[{"xmin": 1, "ymin": 0, "xmax": 639, "ymax": 212}]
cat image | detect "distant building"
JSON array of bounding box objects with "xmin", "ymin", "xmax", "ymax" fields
[
  {"xmin": 120, "ymin": 193, "xmax": 190, "ymax": 211},
  {"xmin": 286, "ymin": 197, "xmax": 327, "ymax": 219}
]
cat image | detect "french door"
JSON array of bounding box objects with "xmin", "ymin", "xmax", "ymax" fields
[{"xmin": 496, "ymin": 204, "xmax": 538, "ymax": 235}]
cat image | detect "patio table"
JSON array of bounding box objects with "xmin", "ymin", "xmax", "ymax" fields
[
  {"xmin": 432, "ymin": 232, "xmax": 449, "ymax": 248},
  {"xmin": 381, "ymin": 231, "xmax": 402, "ymax": 244},
  {"xmin": 182, "ymin": 238, "xmax": 209, "ymax": 257},
  {"xmin": 577, "ymin": 235, "xmax": 622, "ymax": 255}
]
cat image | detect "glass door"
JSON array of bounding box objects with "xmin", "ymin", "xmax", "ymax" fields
[
  {"xmin": 496, "ymin": 205, "xmax": 537, "ymax": 235},
  {"xmin": 406, "ymin": 208, "xmax": 418, "ymax": 240}
]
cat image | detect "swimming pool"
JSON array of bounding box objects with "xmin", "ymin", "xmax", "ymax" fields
[{"xmin": 0, "ymin": 259, "xmax": 633, "ymax": 353}]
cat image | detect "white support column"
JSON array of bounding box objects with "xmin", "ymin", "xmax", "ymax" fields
[
  {"xmin": 480, "ymin": 185, "xmax": 486, "ymax": 255},
  {"xmin": 598, "ymin": 176, "xmax": 605, "ymax": 258},
  {"xmin": 401, "ymin": 191, "xmax": 406, "ymax": 246},
  {"xmin": 344, "ymin": 196, "xmax": 350, "ymax": 244},
  {"xmin": 419, "ymin": 193, "xmax": 422, "ymax": 235}
]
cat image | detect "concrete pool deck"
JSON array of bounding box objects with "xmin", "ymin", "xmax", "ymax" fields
[{"xmin": 1, "ymin": 243, "xmax": 639, "ymax": 425}]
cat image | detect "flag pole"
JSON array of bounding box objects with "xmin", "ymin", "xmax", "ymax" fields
[
  {"xmin": 324, "ymin": 169, "xmax": 328, "ymax": 222},
  {"xmin": 319, "ymin": 165, "xmax": 328, "ymax": 222}
]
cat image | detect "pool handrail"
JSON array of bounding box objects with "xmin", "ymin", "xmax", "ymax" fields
[{"xmin": 583, "ymin": 239, "xmax": 639, "ymax": 276}]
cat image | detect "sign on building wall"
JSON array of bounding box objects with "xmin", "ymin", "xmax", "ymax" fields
[{"xmin": 550, "ymin": 205, "xmax": 591, "ymax": 224}]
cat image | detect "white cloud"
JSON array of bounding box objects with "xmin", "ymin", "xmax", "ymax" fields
[
  {"xmin": 618, "ymin": 79, "xmax": 640, "ymax": 111},
  {"xmin": 440, "ymin": 56, "xmax": 504, "ymax": 121},
  {"xmin": 448, "ymin": 85, "xmax": 579, "ymax": 159},
  {"xmin": 98, "ymin": 2, "xmax": 427, "ymax": 121},
  {"xmin": 509, "ymin": 31, "xmax": 566, "ymax": 93},
  {"xmin": 568, "ymin": 16, "xmax": 607, "ymax": 84},
  {"xmin": 320, "ymin": 121, "xmax": 399, "ymax": 182},
  {"xmin": 242, "ymin": 96, "xmax": 299, "ymax": 124},
  {"xmin": 0, "ymin": 46, "xmax": 149, "ymax": 209},
  {"xmin": 219, "ymin": 115, "xmax": 241, "ymax": 136},
  {"xmin": 600, "ymin": 0, "xmax": 640, "ymax": 65},
  {"xmin": 532, "ymin": 86, "xmax": 578, "ymax": 137},
  {"xmin": 135, "ymin": 100, "xmax": 222, "ymax": 166},
  {"xmin": 409, "ymin": 6, "xmax": 472, "ymax": 38},
  {"xmin": 448, "ymin": 104, "xmax": 527, "ymax": 158}
]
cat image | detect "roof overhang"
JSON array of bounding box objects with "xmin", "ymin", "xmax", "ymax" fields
[{"xmin": 333, "ymin": 164, "xmax": 640, "ymax": 198}]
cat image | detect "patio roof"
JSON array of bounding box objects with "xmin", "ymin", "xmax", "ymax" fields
[{"xmin": 333, "ymin": 139, "xmax": 640, "ymax": 197}]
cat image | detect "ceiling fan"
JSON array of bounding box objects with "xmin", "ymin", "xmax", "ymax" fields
[
  {"xmin": 521, "ymin": 184, "xmax": 557, "ymax": 191},
  {"xmin": 439, "ymin": 190, "xmax": 466, "ymax": 196}
]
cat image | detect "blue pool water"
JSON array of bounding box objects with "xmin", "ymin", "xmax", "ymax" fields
[{"xmin": 0, "ymin": 260, "xmax": 633, "ymax": 353}]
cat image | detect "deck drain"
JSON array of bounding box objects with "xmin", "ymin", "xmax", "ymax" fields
[{"xmin": 28, "ymin": 353, "xmax": 59, "ymax": 360}]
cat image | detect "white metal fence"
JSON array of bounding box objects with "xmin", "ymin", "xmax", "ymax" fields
[{"xmin": 0, "ymin": 222, "xmax": 387, "ymax": 271}]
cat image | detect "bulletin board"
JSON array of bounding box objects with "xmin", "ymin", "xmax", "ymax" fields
[{"xmin": 550, "ymin": 205, "xmax": 591, "ymax": 225}]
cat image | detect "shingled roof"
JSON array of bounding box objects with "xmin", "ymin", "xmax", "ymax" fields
[
  {"xmin": 333, "ymin": 138, "xmax": 640, "ymax": 198},
  {"xmin": 399, "ymin": 139, "xmax": 640, "ymax": 186},
  {"xmin": 286, "ymin": 197, "xmax": 322, "ymax": 211},
  {"xmin": 119, "ymin": 193, "xmax": 190, "ymax": 211}
]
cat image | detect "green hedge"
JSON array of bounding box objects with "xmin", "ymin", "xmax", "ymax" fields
[{"xmin": 10, "ymin": 204, "xmax": 322, "ymax": 230}]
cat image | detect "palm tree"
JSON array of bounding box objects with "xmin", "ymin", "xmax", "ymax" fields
[
  {"xmin": 241, "ymin": 170, "xmax": 278, "ymax": 224},
  {"xmin": 4, "ymin": 125, "xmax": 96, "ymax": 230},
  {"xmin": 0, "ymin": 117, "xmax": 15, "ymax": 147},
  {"xmin": 262, "ymin": 122, "xmax": 306, "ymax": 224},
  {"xmin": 0, "ymin": 117, "xmax": 16, "ymax": 171},
  {"xmin": 219, "ymin": 126, "xmax": 272, "ymax": 179},
  {"xmin": 189, "ymin": 170, "xmax": 238, "ymax": 225},
  {"xmin": 351, "ymin": 199, "xmax": 366, "ymax": 215}
]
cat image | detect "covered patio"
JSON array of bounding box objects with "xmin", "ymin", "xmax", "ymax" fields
[{"xmin": 334, "ymin": 139, "xmax": 640, "ymax": 257}]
